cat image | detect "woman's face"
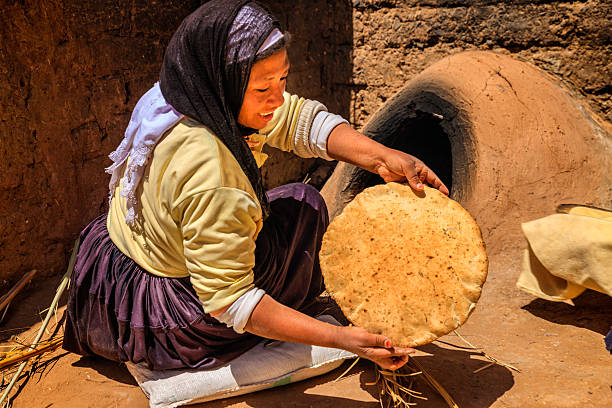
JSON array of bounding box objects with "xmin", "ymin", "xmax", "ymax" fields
[{"xmin": 238, "ymin": 48, "xmax": 290, "ymax": 130}]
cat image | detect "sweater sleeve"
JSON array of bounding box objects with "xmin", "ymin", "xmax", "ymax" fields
[
  {"xmin": 262, "ymin": 92, "xmax": 326, "ymax": 156},
  {"xmin": 175, "ymin": 186, "xmax": 261, "ymax": 313},
  {"xmin": 262, "ymin": 92, "xmax": 348, "ymax": 160}
]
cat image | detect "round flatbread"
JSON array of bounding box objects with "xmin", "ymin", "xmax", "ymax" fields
[{"xmin": 319, "ymin": 183, "xmax": 488, "ymax": 347}]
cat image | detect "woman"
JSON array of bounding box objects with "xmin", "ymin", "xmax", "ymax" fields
[{"xmin": 63, "ymin": 0, "xmax": 449, "ymax": 372}]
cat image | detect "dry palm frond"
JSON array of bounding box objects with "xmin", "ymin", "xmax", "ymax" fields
[
  {"xmin": 366, "ymin": 357, "xmax": 462, "ymax": 408},
  {"xmin": 409, "ymin": 358, "xmax": 459, "ymax": 408},
  {"xmin": 451, "ymin": 331, "xmax": 520, "ymax": 373},
  {"xmin": 333, "ymin": 357, "xmax": 361, "ymax": 382},
  {"xmin": 369, "ymin": 360, "xmax": 426, "ymax": 408},
  {"xmin": 0, "ymin": 337, "xmax": 63, "ymax": 371},
  {"xmin": 0, "ymin": 270, "xmax": 37, "ymax": 323},
  {"xmin": 473, "ymin": 362, "xmax": 495, "ymax": 374},
  {"xmin": 0, "ymin": 270, "xmax": 37, "ymax": 312},
  {"xmin": 0, "ymin": 237, "xmax": 79, "ymax": 408}
]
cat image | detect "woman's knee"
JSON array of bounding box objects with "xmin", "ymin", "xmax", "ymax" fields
[{"xmin": 267, "ymin": 183, "xmax": 327, "ymax": 214}]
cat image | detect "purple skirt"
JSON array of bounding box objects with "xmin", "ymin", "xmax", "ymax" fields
[{"xmin": 63, "ymin": 183, "xmax": 328, "ymax": 370}]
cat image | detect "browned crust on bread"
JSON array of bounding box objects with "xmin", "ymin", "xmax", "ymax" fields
[{"xmin": 319, "ymin": 183, "xmax": 488, "ymax": 347}]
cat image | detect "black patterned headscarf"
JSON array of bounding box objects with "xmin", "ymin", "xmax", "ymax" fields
[{"xmin": 159, "ymin": 0, "xmax": 281, "ymax": 218}]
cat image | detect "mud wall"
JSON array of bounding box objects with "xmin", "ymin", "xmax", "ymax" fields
[
  {"xmin": 0, "ymin": 0, "xmax": 351, "ymax": 285},
  {"xmin": 0, "ymin": 0, "xmax": 196, "ymax": 286},
  {"xmin": 2, "ymin": 0, "xmax": 610, "ymax": 287},
  {"xmin": 350, "ymin": 0, "xmax": 612, "ymax": 127}
]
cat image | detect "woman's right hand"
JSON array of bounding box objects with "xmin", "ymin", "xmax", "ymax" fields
[
  {"xmin": 243, "ymin": 294, "xmax": 414, "ymax": 371},
  {"xmin": 336, "ymin": 326, "xmax": 415, "ymax": 370}
]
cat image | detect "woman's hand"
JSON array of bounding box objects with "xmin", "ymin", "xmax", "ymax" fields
[
  {"xmin": 244, "ymin": 294, "xmax": 413, "ymax": 370},
  {"xmin": 327, "ymin": 123, "xmax": 449, "ymax": 195},
  {"xmin": 336, "ymin": 326, "xmax": 415, "ymax": 370},
  {"xmin": 374, "ymin": 149, "xmax": 450, "ymax": 195}
]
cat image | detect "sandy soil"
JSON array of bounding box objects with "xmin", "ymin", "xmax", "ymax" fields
[{"xmin": 1, "ymin": 249, "xmax": 610, "ymax": 408}]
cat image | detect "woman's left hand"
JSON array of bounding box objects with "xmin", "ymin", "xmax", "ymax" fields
[
  {"xmin": 327, "ymin": 123, "xmax": 449, "ymax": 196},
  {"xmin": 375, "ymin": 149, "xmax": 449, "ymax": 195}
]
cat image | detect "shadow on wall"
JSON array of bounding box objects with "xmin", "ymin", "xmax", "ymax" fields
[
  {"xmin": 260, "ymin": 0, "xmax": 354, "ymax": 190},
  {"xmin": 262, "ymin": 1, "xmax": 353, "ymax": 120}
]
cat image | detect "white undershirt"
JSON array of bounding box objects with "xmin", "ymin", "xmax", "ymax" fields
[
  {"xmin": 303, "ymin": 111, "xmax": 348, "ymax": 160},
  {"xmin": 214, "ymin": 287, "xmax": 266, "ymax": 334}
]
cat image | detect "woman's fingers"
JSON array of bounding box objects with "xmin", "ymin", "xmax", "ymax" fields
[
  {"xmin": 369, "ymin": 333, "xmax": 387, "ymax": 348},
  {"xmin": 379, "ymin": 150, "xmax": 449, "ymax": 195},
  {"xmin": 364, "ymin": 346, "xmax": 415, "ymax": 360},
  {"xmin": 400, "ymin": 159, "xmax": 424, "ymax": 191},
  {"xmin": 419, "ymin": 164, "xmax": 450, "ymax": 195},
  {"xmin": 389, "ymin": 355, "xmax": 409, "ymax": 370},
  {"xmin": 360, "ymin": 335, "xmax": 415, "ymax": 360},
  {"xmin": 376, "ymin": 354, "xmax": 410, "ymax": 370},
  {"xmin": 404, "ymin": 162, "xmax": 449, "ymax": 195},
  {"xmin": 344, "ymin": 327, "xmax": 416, "ymax": 370}
]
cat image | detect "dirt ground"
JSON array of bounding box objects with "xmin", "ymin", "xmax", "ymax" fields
[{"xmin": 1, "ymin": 248, "xmax": 610, "ymax": 408}]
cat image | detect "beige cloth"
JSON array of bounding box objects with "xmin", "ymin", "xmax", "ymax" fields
[{"xmin": 516, "ymin": 205, "xmax": 612, "ymax": 302}]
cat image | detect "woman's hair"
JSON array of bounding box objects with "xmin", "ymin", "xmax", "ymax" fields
[{"xmin": 254, "ymin": 31, "xmax": 292, "ymax": 62}]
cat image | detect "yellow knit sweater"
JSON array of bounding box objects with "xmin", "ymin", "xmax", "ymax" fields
[{"xmin": 107, "ymin": 93, "xmax": 325, "ymax": 312}]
